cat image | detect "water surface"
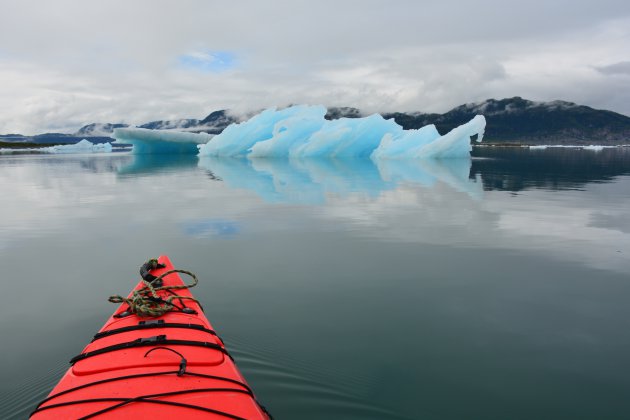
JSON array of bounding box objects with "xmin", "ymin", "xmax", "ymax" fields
[{"xmin": 1, "ymin": 148, "xmax": 629, "ymax": 419}]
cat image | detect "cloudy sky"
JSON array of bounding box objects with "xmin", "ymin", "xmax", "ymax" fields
[{"xmin": 1, "ymin": 0, "xmax": 629, "ymax": 134}]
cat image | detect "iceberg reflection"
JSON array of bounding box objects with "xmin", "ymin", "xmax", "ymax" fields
[
  {"xmin": 198, "ymin": 157, "xmax": 482, "ymax": 203},
  {"xmin": 117, "ymin": 154, "xmax": 199, "ymax": 176}
]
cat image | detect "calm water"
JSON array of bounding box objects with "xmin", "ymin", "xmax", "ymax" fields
[{"xmin": 1, "ymin": 147, "xmax": 629, "ymax": 419}]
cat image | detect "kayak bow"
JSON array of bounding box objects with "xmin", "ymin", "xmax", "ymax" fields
[{"xmin": 31, "ymin": 255, "xmax": 270, "ymax": 419}]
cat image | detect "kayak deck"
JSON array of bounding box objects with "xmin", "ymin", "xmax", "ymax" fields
[{"xmin": 31, "ymin": 255, "xmax": 270, "ymax": 419}]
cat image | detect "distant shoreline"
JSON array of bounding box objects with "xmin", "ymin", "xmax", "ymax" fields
[
  {"xmin": 0, "ymin": 141, "xmax": 51, "ymax": 149},
  {"xmin": 473, "ymin": 143, "xmax": 630, "ymax": 148},
  {"xmin": 3, "ymin": 140, "xmax": 629, "ymax": 156}
]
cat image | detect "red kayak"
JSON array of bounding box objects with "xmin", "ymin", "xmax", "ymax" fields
[{"xmin": 31, "ymin": 255, "xmax": 271, "ymax": 419}]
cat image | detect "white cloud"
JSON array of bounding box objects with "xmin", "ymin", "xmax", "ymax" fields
[
  {"xmin": 596, "ymin": 61, "xmax": 630, "ymax": 75},
  {"xmin": 0, "ymin": 0, "xmax": 629, "ymax": 133}
]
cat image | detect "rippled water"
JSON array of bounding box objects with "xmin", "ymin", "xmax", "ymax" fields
[{"xmin": 1, "ymin": 147, "xmax": 630, "ymax": 419}]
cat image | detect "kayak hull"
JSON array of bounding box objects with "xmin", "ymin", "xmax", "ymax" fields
[{"xmin": 31, "ymin": 255, "xmax": 269, "ymax": 419}]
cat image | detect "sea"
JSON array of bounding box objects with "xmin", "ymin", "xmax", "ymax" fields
[{"xmin": 1, "ymin": 146, "xmax": 629, "ymax": 419}]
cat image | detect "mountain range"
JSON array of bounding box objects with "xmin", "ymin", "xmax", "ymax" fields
[
  {"xmin": 381, "ymin": 97, "xmax": 630, "ymax": 144},
  {"xmin": 2, "ymin": 97, "xmax": 629, "ymax": 145}
]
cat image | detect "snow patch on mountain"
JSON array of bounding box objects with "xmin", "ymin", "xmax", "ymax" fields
[
  {"xmin": 459, "ymin": 97, "xmax": 579, "ymax": 116},
  {"xmin": 75, "ymin": 123, "xmax": 128, "ymax": 137}
]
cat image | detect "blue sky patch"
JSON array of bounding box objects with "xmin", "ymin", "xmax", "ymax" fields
[
  {"xmin": 182, "ymin": 219, "xmax": 241, "ymax": 238},
  {"xmin": 178, "ymin": 50, "xmax": 236, "ymax": 72}
]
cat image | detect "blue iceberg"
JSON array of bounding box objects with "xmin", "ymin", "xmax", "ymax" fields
[
  {"xmin": 116, "ymin": 105, "xmax": 485, "ymax": 159},
  {"xmin": 114, "ymin": 127, "xmax": 212, "ymax": 154}
]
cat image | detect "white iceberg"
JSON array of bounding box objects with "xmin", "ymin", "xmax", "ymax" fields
[
  {"xmin": 528, "ymin": 144, "xmax": 616, "ymax": 151},
  {"xmin": 43, "ymin": 139, "xmax": 112, "ymax": 154},
  {"xmin": 1, "ymin": 139, "xmax": 113, "ymax": 154}
]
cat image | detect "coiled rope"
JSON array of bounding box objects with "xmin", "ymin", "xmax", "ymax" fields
[{"xmin": 108, "ymin": 269, "xmax": 199, "ymax": 317}]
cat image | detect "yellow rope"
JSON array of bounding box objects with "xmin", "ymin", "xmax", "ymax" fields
[{"xmin": 108, "ymin": 269, "xmax": 200, "ymax": 317}]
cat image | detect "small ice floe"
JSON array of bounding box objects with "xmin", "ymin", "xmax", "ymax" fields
[{"xmin": 42, "ymin": 139, "xmax": 113, "ymax": 153}]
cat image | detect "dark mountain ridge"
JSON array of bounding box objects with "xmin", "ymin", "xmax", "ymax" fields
[
  {"xmin": 382, "ymin": 97, "xmax": 630, "ymax": 144},
  {"xmin": 2, "ymin": 98, "xmax": 629, "ymax": 145}
]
